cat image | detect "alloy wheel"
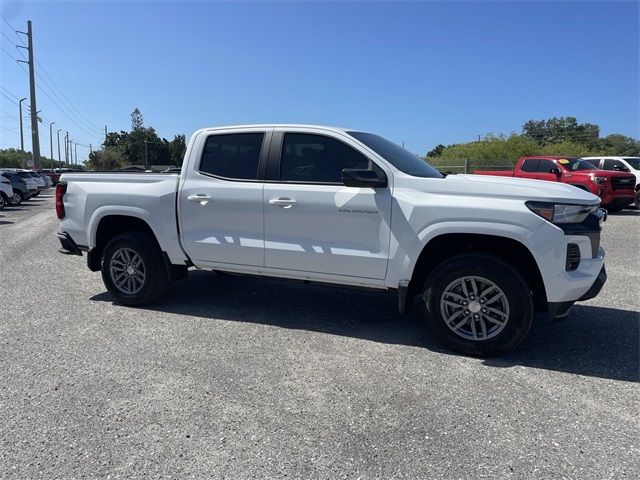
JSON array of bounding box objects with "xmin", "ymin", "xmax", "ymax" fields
[
  {"xmin": 439, "ymin": 275, "xmax": 510, "ymax": 341},
  {"xmin": 109, "ymin": 247, "xmax": 146, "ymax": 295}
]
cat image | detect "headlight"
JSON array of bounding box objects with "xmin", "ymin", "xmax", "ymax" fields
[
  {"xmin": 591, "ymin": 176, "xmax": 607, "ymax": 185},
  {"xmin": 526, "ymin": 202, "xmax": 598, "ymax": 224}
]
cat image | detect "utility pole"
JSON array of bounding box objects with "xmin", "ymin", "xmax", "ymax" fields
[
  {"xmin": 49, "ymin": 121, "xmax": 55, "ymax": 167},
  {"xmin": 18, "ymin": 97, "xmax": 27, "ymax": 168},
  {"xmin": 56, "ymin": 129, "xmax": 62, "ymax": 168},
  {"xmin": 144, "ymin": 139, "xmax": 148, "ymax": 170},
  {"xmin": 16, "ymin": 21, "xmax": 41, "ymax": 169},
  {"xmin": 104, "ymin": 125, "xmax": 107, "ymax": 144},
  {"xmin": 74, "ymin": 143, "xmax": 77, "ymax": 165},
  {"xmin": 69, "ymin": 141, "xmax": 74, "ymax": 165},
  {"xmin": 65, "ymin": 132, "xmax": 69, "ymax": 165}
]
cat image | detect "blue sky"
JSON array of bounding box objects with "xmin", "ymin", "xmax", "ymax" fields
[{"xmin": 0, "ymin": 1, "xmax": 638, "ymax": 161}]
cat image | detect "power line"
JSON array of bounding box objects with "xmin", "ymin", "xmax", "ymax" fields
[{"xmin": 0, "ymin": 43, "xmax": 18, "ymax": 62}]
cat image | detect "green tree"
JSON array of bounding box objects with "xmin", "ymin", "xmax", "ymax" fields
[
  {"xmin": 426, "ymin": 144, "xmax": 446, "ymax": 158},
  {"xmin": 131, "ymin": 107, "xmax": 144, "ymax": 131},
  {"xmin": 599, "ymin": 134, "xmax": 640, "ymax": 156},
  {"xmin": 86, "ymin": 147, "xmax": 125, "ymax": 171},
  {"xmin": 168, "ymin": 134, "xmax": 187, "ymax": 165},
  {"xmin": 522, "ymin": 116, "xmax": 599, "ymax": 148}
]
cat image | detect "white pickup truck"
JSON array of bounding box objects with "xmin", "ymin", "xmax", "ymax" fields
[{"xmin": 57, "ymin": 125, "xmax": 607, "ymax": 356}]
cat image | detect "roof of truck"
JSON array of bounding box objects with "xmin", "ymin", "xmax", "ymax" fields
[{"xmin": 197, "ymin": 124, "xmax": 352, "ymax": 133}]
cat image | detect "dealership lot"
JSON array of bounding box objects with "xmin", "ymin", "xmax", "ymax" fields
[{"xmin": 0, "ymin": 196, "xmax": 638, "ymax": 479}]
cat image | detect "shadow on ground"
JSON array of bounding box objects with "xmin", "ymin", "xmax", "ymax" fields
[{"xmin": 91, "ymin": 270, "xmax": 640, "ymax": 382}]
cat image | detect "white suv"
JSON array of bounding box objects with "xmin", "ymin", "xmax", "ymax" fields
[{"xmin": 0, "ymin": 175, "xmax": 12, "ymax": 209}]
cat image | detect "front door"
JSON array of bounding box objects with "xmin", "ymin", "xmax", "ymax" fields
[
  {"xmin": 263, "ymin": 131, "xmax": 392, "ymax": 280},
  {"xmin": 179, "ymin": 129, "xmax": 270, "ymax": 268}
]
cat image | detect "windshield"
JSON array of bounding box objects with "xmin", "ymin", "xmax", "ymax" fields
[
  {"xmin": 622, "ymin": 157, "xmax": 640, "ymax": 170},
  {"xmin": 347, "ymin": 131, "xmax": 443, "ymax": 178},
  {"xmin": 557, "ymin": 157, "xmax": 597, "ymax": 171}
]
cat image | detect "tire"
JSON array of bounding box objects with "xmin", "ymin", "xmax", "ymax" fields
[
  {"xmin": 634, "ymin": 191, "xmax": 640, "ymax": 210},
  {"xmin": 0, "ymin": 194, "xmax": 4, "ymax": 210},
  {"xmin": 32, "ymin": 191, "xmax": 39, "ymax": 197},
  {"xmin": 420, "ymin": 253, "xmax": 533, "ymax": 356},
  {"xmin": 9, "ymin": 191, "xmax": 23, "ymax": 206},
  {"xmin": 101, "ymin": 232, "xmax": 168, "ymax": 306},
  {"xmin": 606, "ymin": 206, "xmax": 622, "ymax": 213}
]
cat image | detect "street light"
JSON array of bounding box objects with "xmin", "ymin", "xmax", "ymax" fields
[
  {"xmin": 18, "ymin": 97, "xmax": 27, "ymax": 168},
  {"xmin": 49, "ymin": 121, "xmax": 55, "ymax": 169},
  {"xmin": 56, "ymin": 129, "xmax": 62, "ymax": 168}
]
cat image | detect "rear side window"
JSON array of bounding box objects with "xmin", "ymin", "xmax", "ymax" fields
[
  {"xmin": 199, "ymin": 133, "xmax": 264, "ymax": 180},
  {"xmin": 537, "ymin": 159, "xmax": 556, "ymax": 172},
  {"xmin": 584, "ymin": 159, "xmax": 600, "ymax": 167},
  {"xmin": 520, "ymin": 159, "xmax": 539, "ymax": 172},
  {"xmin": 280, "ymin": 133, "xmax": 372, "ymax": 183}
]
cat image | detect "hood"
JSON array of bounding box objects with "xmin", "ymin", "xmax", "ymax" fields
[{"xmin": 397, "ymin": 173, "xmax": 600, "ymax": 205}]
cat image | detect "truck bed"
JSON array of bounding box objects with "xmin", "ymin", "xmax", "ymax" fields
[
  {"xmin": 474, "ymin": 170, "xmax": 515, "ymax": 176},
  {"xmin": 58, "ymin": 172, "xmax": 187, "ymax": 264}
]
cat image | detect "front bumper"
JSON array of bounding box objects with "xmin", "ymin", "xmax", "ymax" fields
[{"xmin": 548, "ymin": 265, "xmax": 607, "ymax": 320}]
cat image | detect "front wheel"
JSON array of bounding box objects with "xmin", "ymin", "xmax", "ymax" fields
[
  {"xmin": 421, "ymin": 254, "xmax": 533, "ymax": 356},
  {"xmin": 101, "ymin": 232, "xmax": 168, "ymax": 306},
  {"xmin": 9, "ymin": 191, "xmax": 23, "ymax": 205},
  {"xmin": 0, "ymin": 194, "xmax": 5, "ymax": 210},
  {"xmin": 635, "ymin": 191, "xmax": 640, "ymax": 210}
]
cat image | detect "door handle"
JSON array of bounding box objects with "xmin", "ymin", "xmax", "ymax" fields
[
  {"xmin": 268, "ymin": 197, "xmax": 297, "ymax": 208},
  {"xmin": 188, "ymin": 194, "xmax": 212, "ymax": 205}
]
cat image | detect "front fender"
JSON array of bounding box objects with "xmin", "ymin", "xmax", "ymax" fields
[{"xmin": 385, "ymin": 220, "xmax": 547, "ymax": 289}]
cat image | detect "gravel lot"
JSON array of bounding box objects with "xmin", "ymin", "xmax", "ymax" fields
[{"xmin": 1, "ymin": 193, "xmax": 638, "ymax": 479}]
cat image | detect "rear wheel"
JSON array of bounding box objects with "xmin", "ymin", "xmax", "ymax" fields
[
  {"xmin": 420, "ymin": 254, "xmax": 533, "ymax": 356},
  {"xmin": 635, "ymin": 191, "xmax": 640, "ymax": 210},
  {"xmin": 0, "ymin": 194, "xmax": 5, "ymax": 210},
  {"xmin": 101, "ymin": 232, "xmax": 168, "ymax": 306}
]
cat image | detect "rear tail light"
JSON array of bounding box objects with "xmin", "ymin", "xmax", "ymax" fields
[{"xmin": 55, "ymin": 183, "xmax": 67, "ymax": 219}]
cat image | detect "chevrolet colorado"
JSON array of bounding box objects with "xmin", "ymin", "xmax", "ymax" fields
[{"xmin": 56, "ymin": 125, "xmax": 607, "ymax": 356}]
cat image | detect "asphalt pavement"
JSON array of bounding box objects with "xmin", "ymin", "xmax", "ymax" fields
[{"xmin": 0, "ymin": 193, "xmax": 638, "ymax": 479}]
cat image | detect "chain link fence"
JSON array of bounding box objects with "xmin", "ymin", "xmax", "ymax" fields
[{"xmin": 427, "ymin": 158, "xmax": 516, "ymax": 174}]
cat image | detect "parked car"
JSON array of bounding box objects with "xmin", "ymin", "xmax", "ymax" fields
[
  {"xmin": 28, "ymin": 172, "xmax": 48, "ymax": 190},
  {"xmin": 0, "ymin": 174, "xmax": 12, "ymax": 209},
  {"xmin": 0, "ymin": 172, "xmax": 32, "ymax": 205},
  {"xmin": 1, "ymin": 170, "xmax": 38, "ymax": 200},
  {"xmin": 56, "ymin": 125, "xmax": 608, "ymax": 356},
  {"xmin": 475, "ymin": 156, "xmax": 636, "ymax": 211},
  {"xmin": 39, "ymin": 169, "xmax": 61, "ymax": 185},
  {"xmin": 582, "ymin": 156, "xmax": 640, "ymax": 208}
]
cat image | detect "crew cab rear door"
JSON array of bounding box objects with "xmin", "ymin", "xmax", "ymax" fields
[
  {"xmin": 178, "ymin": 128, "xmax": 271, "ymax": 268},
  {"xmin": 262, "ymin": 128, "xmax": 392, "ymax": 280}
]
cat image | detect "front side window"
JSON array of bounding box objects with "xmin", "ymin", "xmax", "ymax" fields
[
  {"xmin": 199, "ymin": 133, "xmax": 264, "ymax": 180},
  {"xmin": 280, "ymin": 133, "xmax": 373, "ymax": 183},
  {"xmin": 347, "ymin": 131, "xmax": 442, "ymax": 178},
  {"xmin": 603, "ymin": 159, "xmax": 628, "ymax": 171},
  {"xmin": 537, "ymin": 159, "xmax": 556, "ymax": 173}
]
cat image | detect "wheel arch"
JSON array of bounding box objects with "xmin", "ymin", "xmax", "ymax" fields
[
  {"xmin": 89, "ymin": 214, "xmax": 160, "ymax": 272},
  {"xmin": 408, "ymin": 232, "xmax": 548, "ymax": 312}
]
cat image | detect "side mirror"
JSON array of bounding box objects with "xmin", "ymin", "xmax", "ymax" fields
[
  {"xmin": 549, "ymin": 167, "xmax": 561, "ymax": 177},
  {"xmin": 342, "ymin": 169, "xmax": 387, "ymax": 188}
]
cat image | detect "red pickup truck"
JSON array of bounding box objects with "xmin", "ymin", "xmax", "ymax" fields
[{"xmin": 475, "ymin": 156, "xmax": 636, "ymax": 211}]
